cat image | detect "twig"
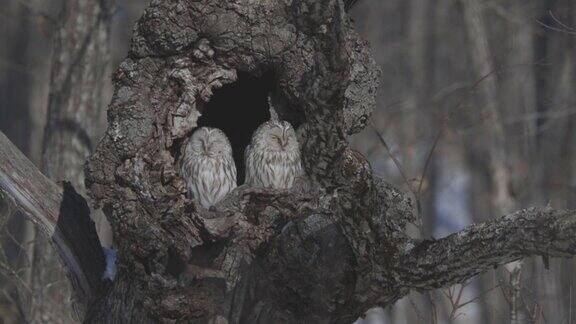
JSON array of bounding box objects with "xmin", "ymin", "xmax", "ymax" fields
[
  {"xmin": 370, "ymin": 123, "xmax": 413, "ymax": 192},
  {"xmin": 536, "ymin": 11, "xmax": 576, "ymax": 36},
  {"xmin": 549, "ymin": 10, "xmax": 576, "ymax": 32},
  {"xmin": 414, "ymin": 67, "xmax": 502, "ymax": 223}
]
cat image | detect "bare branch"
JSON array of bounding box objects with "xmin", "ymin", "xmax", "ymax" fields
[
  {"xmin": 0, "ymin": 131, "xmax": 105, "ymax": 306},
  {"xmin": 397, "ymin": 208, "xmax": 576, "ymax": 291}
]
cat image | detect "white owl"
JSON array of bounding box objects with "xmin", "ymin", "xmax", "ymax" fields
[
  {"xmin": 244, "ymin": 120, "xmax": 303, "ymax": 189},
  {"xmin": 181, "ymin": 127, "xmax": 237, "ymax": 208}
]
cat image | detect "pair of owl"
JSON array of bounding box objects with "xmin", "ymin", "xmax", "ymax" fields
[{"xmin": 181, "ymin": 119, "xmax": 303, "ymax": 208}]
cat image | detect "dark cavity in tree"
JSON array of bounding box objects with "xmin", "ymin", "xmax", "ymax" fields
[
  {"xmin": 198, "ymin": 71, "xmax": 273, "ymax": 184},
  {"xmin": 165, "ymin": 246, "xmax": 186, "ymax": 278}
]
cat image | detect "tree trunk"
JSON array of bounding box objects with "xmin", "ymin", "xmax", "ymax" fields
[
  {"xmin": 27, "ymin": 0, "xmax": 113, "ymax": 322},
  {"xmin": 0, "ymin": 2, "xmax": 36, "ymax": 320},
  {"xmin": 460, "ymin": 1, "xmax": 524, "ymax": 323}
]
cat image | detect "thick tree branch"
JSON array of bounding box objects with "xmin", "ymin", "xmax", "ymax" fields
[
  {"xmin": 0, "ymin": 131, "xmax": 105, "ymax": 306},
  {"xmin": 397, "ymin": 207, "xmax": 576, "ymax": 291}
]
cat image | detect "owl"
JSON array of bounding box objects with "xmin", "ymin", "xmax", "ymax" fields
[
  {"xmin": 181, "ymin": 127, "xmax": 237, "ymax": 208},
  {"xmin": 245, "ymin": 120, "xmax": 303, "ymax": 189}
]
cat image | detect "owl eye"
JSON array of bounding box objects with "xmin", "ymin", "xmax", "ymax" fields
[{"xmin": 270, "ymin": 135, "xmax": 283, "ymax": 146}]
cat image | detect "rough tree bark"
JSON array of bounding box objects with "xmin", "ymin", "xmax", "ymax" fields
[{"xmin": 2, "ymin": 0, "xmax": 576, "ymax": 323}]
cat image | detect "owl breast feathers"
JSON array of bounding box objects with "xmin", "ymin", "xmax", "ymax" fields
[
  {"xmin": 181, "ymin": 127, "xmax": 237, "ymax": 208},
  {"xmin": 245, "ymin": 120, "xmax": 303, "ymax": 189}
]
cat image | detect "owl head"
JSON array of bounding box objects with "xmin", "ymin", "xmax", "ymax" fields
[
  {"xmin": 252, "ymin": 120, "xmax": 299, "ymax": 153},
  {"xmin": 186, "ymin": 127, "xmax": 233, "ymax": 157}
]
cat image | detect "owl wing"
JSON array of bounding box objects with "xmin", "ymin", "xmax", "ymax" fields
[
  {"xmin": 244, "ymin": 143, "xmax": 254, "ymax": 186},
  {"xmin": 228, "ymin": 154, "xmax": 238, "ymax": 183},
  {"xmin": 180, "ymin": 147, "xmax": 196, "ymax": 199}
]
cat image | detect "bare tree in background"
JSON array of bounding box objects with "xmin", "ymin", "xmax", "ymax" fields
[
  {"xmin": 350, "ymin": 0, "xmax": 576, "ymax": 323},
  {"xmin": 460, "ymin": 2, "xmax": 526, "ymax": 323},
  {"xmin": 23, "ymin": 0, "xmax": 113, "ymax": 322},
  {"xmin": 0, "ymin": 1, "xmax": 47, "ymax": 322}
]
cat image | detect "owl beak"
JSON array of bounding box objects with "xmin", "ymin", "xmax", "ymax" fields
[
  {"xmin": 201, "ymin": 140, "xmax": 208, "ymax": 154},
  {"xmin": 281, "ymin": 130, "xmax": 289, "ymax": 149}
]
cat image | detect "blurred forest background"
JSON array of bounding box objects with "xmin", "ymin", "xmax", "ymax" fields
[{"xmin": 1, "ymin": 0, "xmax": 576, "ymax": 323}]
